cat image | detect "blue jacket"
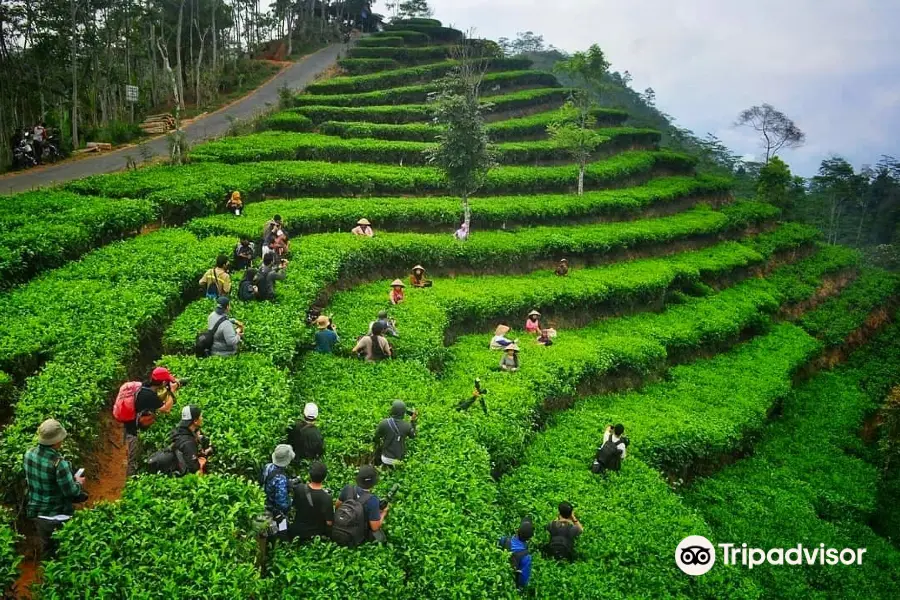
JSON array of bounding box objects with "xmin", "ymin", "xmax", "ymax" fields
[
  {"xmin": 261, "ymin": 463, "xmax": 291, "ymax": 514},
  {"xmin": 500, "ymin": 535, "xmax": 532, "ymax": 588}
]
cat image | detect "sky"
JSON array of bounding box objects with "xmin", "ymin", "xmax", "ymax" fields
[{"xmin": 373, "ymin": 0, "xmax": 900, "ymax": 177}]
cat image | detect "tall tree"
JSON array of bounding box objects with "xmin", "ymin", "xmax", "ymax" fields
[
  {"xmin": 397, "ymin": 0, "xmax": 432, "ymax": 18},
  {"xmin": 756, "ymin": 156, "xmax": 793, "ymax": 208},
  {"xmin": 735, "ymin": 103, "xmax": 805, "ymax": 164},
  {"xmin": 547, "ymin": 96, "xmax": 604, "ymax": 195},
  {"xmin": 554, "ymin": 44, "xmax": 610, "ymax": 104}
]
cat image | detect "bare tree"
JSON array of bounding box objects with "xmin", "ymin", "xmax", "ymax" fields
[
  {"xmin": 735, "ymin": 103, "xmax": 805, "ymax": 164},
  {"xmin": 157, "ymin": 37, "xmax": 185, "ymax": 165}
]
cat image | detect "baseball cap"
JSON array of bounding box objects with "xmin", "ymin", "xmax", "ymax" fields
[
  {"xmin": 217, "ymin": 296, "xmax": 230, "ymax": 308},
  {"xmin": 303, "ymin": 402, "xmax": 319, "ymax": 421},
  {"xmin": 356, "ymin": 464, "xmax": 378, "ymax": 488},
  {"xmin": 180, "ymin": 405, "xmax": 202, "ymax": 424},
  {"xmin": 151, "ymin": 367, "xmax": 177, "ymax": 384},
  {"xmin": 391, "ymin": 400, "xmax": 406, "ymax": 418}
]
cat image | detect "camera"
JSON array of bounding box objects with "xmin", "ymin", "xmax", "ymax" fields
[
  {"xmin": 379, "ymin": 483, "xmax": 400, "ymax": 510},
  {"xmin": 197, "ymin": 432, "xmax": 214, "ymax": 456}
]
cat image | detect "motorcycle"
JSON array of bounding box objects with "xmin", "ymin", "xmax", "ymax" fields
[
  {"xmin": 41, "ymin": 132, "xmax": 63, "ymax": 163},
  {"xmin": 12, "ymin": 132, "xmax": 37, "ymax": 170}
]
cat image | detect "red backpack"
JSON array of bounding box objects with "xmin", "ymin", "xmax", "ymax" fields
[{"xmin": 112, "ymin": 381, "xmax": 143, "ymax": 423}]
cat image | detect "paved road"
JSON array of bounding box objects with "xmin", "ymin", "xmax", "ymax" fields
[{"xmin": 0, "ymin": 43, "xmax": 345, "ymax": 195}]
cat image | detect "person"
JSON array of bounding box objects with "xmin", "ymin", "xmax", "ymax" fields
[
  {"xmin": 226, "ymin": 191, "xmax": 243, "ymax": 216},
  {"xmin": 536, "ymin": 328, "xmax": 555, "ymax": 346},
  {"xmin": 261, "ymin": 444, "xmax": 295, "ymax": 537},
  {"xmin": 499, "ymin": 519, "xmax": 534, "ymax": 589},
  {"xmin": 368, "ymin": 310, "xmax": 399, "ymax": 337},
  {"xmin": 454, "ymin": 221, "xmax": 469, "ymax": 241},
  {"xmin": 389, "ymin": 279, "xmax": 405, "ymax": 304},
  {"xmin": 233, "ymin": 238, "xmax": 255, "ymax": 270},
  {"xmin": 288, "ymin": 402, "xmax": 325, "ymax": 461},
  {"xmin": 490, "ymin": 325, "xmax": 515, "ymax": 349},
  {"xmin": 314, "ymin": 315, "xmax": 339, "ymax": 353},
  {"xmin": 592, "ymin": 424, "xmax": 629, "ymax": 473},
  {"xmin": 555, "ymin": 258, "xmax": 569, "ymax": 277},
  {"xmin": 499, "ymin": 344, "xmax": 520, "ymax": 372},
  {"xmin": 270, "ymin": 230, "xmax": 290, "ymax": 258},
  {"xmin": 290, "ymin": 461, "xmax": 334, "ymax": 542},
  {"xmin": 352, "ymin": 321, "xmax": 393, "ymax": 362},
  {"xmin": 374, "ymin": 400, "xmax": 417, "ymax": 467},
  {"xmin": 546, "ymin": 502, "xmax": 583, "ymax": 561},
  {"xmin": 170, "ymin": 405, "xmax": 212, "ymax": 475},
  {"xmin": 351, "ymin": 218, "xmax": 374, "ymax": 237},
  {"xmin": 32, "ymin": 122, "xmax": 46, "ymax": 164},
  {"xmin": 333, "ymin": 465, "xmax": 387, "ymax": 546},
  {"xmin": 257, "ymin": 253, "xmax": 287, "ymax": 301},
  {"xmin": 208, "ymin": 296, "xmax": 243, "ymax": 356},
  {"xmin": 199, "ymin": 255, "xmax": 232, "ymax": 299},
  {"xmin": 238, "ymin": 268, "xmax": 259, "ymax": 301},
  {"xmin": 24, "ymin": 419, "xmax": 87, "ymax": 559},
  {"xmin": 124, "ymin": 367, "xmax": 179, "ymax": 476},
  {"xmin": 262, "ymin": 215, "xmax": 283, "ymax": 256},
  {"xmin": 409, "ymin": 265, "xmax": 431, "ymax": 288},
  {"xmin": 525, "ymin": 310, "xmax": 541, "ymax": 334}
]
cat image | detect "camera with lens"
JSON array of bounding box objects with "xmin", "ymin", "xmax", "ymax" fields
[
  {"xmin": 379, "ymin": 483, "xmax": 400, "ymax": 510},
  {"xmin": 197, "ymin": 432, "xmax": 214, "ymax": 457}
]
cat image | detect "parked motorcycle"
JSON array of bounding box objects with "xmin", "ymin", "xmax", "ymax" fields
[{"xmin": 12, "ymin": 132, "xmax": 37, "ymax": 170}]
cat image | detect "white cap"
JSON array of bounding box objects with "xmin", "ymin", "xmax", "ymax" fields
[{"xmin": 303, "ymin": 402, "xmax": 319, "ymax": 421}]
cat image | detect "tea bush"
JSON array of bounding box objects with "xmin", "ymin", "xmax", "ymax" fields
[
  {"xmin": 347, "ymin": 45, "xmax": 455, "ymax": 62},
  {"xmin": 369, "ymin": 29, "xmax": 430, "ymax": 44},
  {"xmin": 337, "ymin": 58, "xmax": 400, "ymax": 75},
  {"xmin": 0, "ymin": 507, "xmax": 20, "ymax": 595}
]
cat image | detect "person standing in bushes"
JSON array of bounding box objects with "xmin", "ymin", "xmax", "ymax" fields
[
  {"xmin": 288, "ymin": 403, "xmax": 325, "ymax": 462},
  {"xmin": 525, "ymin": 310, "xmax": 541, "ymax": 334},
  {"xmin": 333, "ymin": 465, "xmax": 388, "ymax": 546},
  {"xmin": 261, "ymin": 444, "xmax": 295, "ymax": 537},
  {"xmin": 170, "ymin": 405, "xmax": 212, "ymax": 475},
  {"xmin": 24, "ymin": 419, "xmax": 87, "ymax": 559},
  {"xmin": 536, "ymin": 328, "xmax": 555, "ymax": 347},
  {"xmin": 499, "ymin": 518, "xmax": 534, "ymax": 589},
  {"xmin": 352, "ymin": 320, "xmax": 393, "ymax": 362},
  {"xmin": 374, "ymin": 400, "xmax": 417, "ymax": 467},
  {"xmin": 351, "ymin": 218, "xmax": 374, "ymax": 237},
  {"xmin": 290, "ymin": 461, "xmax": 334, "ymax": 542},
  {"xmin": 208, "ymin": 296, "xmax": 243, "ymax": 356},
  {"xmin": 555, "ymin": 258, "xmax": 569, "ymax": 276},
  {"xmin": 592, "ymin": 424, "xmax": 629, "ymax": 473},
  {"xmin": 122, "ymin": 367, "xmax": 180, "ymax": 476},
  {"xmin": 262, "ymin": 215, "xmax": 283, "ymax": 256},
  {"xmin": 270, "ymin": 230, "xmax": 290, "ymax": 259},
  {"xmin": 499, "ymin": 343, "xmax": 520, "ymax": 372},
  {"xmin": 233, "ymin": 238, "xmax": 255, "ymax": 270},
  {"xmin": 546, "ymin": 502, "xmax": 583, "ymax": 561},
  {"xmin": 199, "ymin": 255, "xmax": 232, "ymax": 299},
  {"xmin": 238, "ymin": 268, "xmax": 259, "ymax": 301},
  {"xmin": 226, "ymin": 191, "xmax": 244, "ymax": 216},
  {"xmin": 389, "ymin": 279, "xmax": 406, "ymax": 304},
  {"xmin": 409, "ymin": 265, "xmax": 431, "ymax": 288},
  {"xmin": 314, "ymin": 315, "xmax": 339, "ymax": 353},
  {"xmin": 369, "ymin": 310, "xmax": 399, "ymax": 337},
  {"xmin": 490, "ymin": 324, "xmax": 515, "ymax": 349},
  {"xmin": 256, "ymin": 253, "xmax": 287, "ymax": 301}
]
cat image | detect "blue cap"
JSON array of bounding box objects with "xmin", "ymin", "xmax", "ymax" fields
[{"xmin": 216, "ymin": 296, "xmax": 230, "ymax": 308}]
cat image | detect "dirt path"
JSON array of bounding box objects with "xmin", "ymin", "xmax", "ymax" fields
[{"xmin": 0, "ymin": 42, "xmax": 346, "ymax": 196}]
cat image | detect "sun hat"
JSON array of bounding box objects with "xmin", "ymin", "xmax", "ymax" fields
[
  {"xmin": 38, "ymin": 419, "xmax": 67, "ymax": 446},
  {"xmin": 528, "ymin": 310, "xmax": 541, "ymax": 317},
  {"xmin": 391, "ymin": 400, "xmax": 407, "ymax": 418},
  {"xmin": 495, "ymin": 325, "xmax": 510, "ymax": 336},
  {"xmin": 357, "ymin": 218, "xmax": 371, "ymax": 226},
  {"xmin": 180, "ymin": 405, "xmax": 202, "ymax": 424},
  {"xmin": 303, "ymin": 402, "xmax": 319, "ymax": 421},
  {"xmin": 560, "ymin": 258, "xmax": 568, "ymax": 262},
  {"xmin": 151, "ymin": 367, "xmax": 177, "ymax": 384},
  {"xmin": 391, "ymin": 279, "xmax": 406, "ymax": 287},
  {"xmin": 505, "ymin": 343, "xmax": 520, "ymax": 352},
  {"xmin": 272, "ymin": 444, "xmax": 295, "ymax": 467},
  {"xmin": 356, "ymin": 464, "xmax": 379, "ymax": 489},
  {"xmin": 412, "ymin": 265, "xmax": 425, "ymax": 272},
  {"xmin": 315, "ymin": 315, "xmax": 330, "ymax": 329}
]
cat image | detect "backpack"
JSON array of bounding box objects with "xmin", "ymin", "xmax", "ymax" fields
[
  {"xmin": 146, "ymin": 444, "xmax": 187, "ymax": 476},
  {"xmin": 195, "ymin": 315, "xmax": 229, "ymax": 358},
  {"xmin": 547, "ymin": 522, "xmax": 575, "ymax": 561},
  {"xmin": 112, "ymin": 381, "xmax": 143, "ymax": 423},
  {"xmin": 592, "ymin": 436, "xmax": 626, "ymax": 473},
  {"xmin": 331, "ymin": 487, "xmax": 372, "ymax": 547},
  {"xmin": 238, "ymin": 280, "xmax": 256, "ymax": 302},
  {"xmin": 502, "ymin": 536, "xmax": 529, "ymax": 587},
  {"xmin": 203, "ymin": 268, "xmax": 225, "ymax": 300}
]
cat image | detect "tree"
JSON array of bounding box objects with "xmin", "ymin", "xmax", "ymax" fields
[
  {"xmin": 554, "ymin": 44, "xmax": 610, "ymax": 107},
  {"xmin": 756, "ymin": 156, "xmax": 793, "ymax": 208},
  {"xmin": 812, "ymin": 156, "xmax": 864, "ymax": 245},
  {"xmin": 735, "ymin": 103, "xmax": 805, "ymax": 164},
  {"xmin": 396, "ymin": 0, "xmax": 432, "ymax": 18},
  {"xmin": 498, "ymin": 31, "xmax": 547, "ymax": 57},
  {"xmin": 547, "ymin": 95, "xmax": 604, "ymax": 195},
  {"xmin": 427, "ymin": 30, "xmax": 497, "ymax": 238}
]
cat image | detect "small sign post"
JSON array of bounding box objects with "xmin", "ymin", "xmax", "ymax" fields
[{"xmin": 125, "ymin": 85, "xmax": 139, "ymax": 122}]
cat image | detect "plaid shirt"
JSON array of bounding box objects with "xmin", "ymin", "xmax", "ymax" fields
[{"xmin": 23, "ymin": 444, "xmax": 83, "ymax": 518}]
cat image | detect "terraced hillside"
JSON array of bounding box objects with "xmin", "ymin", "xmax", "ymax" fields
[{"xmin": 2, "ymin": 18, "xmax": 899, "ymax": 599}]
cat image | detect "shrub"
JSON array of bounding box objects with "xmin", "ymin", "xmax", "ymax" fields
[
  {"xmin": 370, "ymin": 29, "xmax": 430, "ymax": 44},
  {"xmin": 337, "ymin": 58, "xmax": 400, "ymax": 75},
  {"xmin": 384, "ymin": 24, "xmax": 463, "ymax": 42},
  {"xmin": 348, "ymin": 45, "xmax": 453, "ymax": 62},
  {"xmin": 0, "ymin": 507, "xmax": 20, "ymax": 595}
]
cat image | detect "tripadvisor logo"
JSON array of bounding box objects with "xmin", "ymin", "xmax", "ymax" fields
[{"xmin": 675, "ymin": 536, "xmax": 868, "ymax": 576}]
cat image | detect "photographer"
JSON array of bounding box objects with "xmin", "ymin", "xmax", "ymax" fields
[
  {"xmin": 207, "ymin": 296, "xmax": 243, "ymax": 356},
  {"xmin": 261, "ymin": 444, "xmax": 295, "ymax": 538},
  {"xmin": 368, "ymin": 311, "xmax": 399, "ymax": 338},
  {"xmin": 374, "ymin": 400, "xmax": 417, "ymax": 467},
  {"xmin": 24, "ymin": 419, "xmax": 87, "ymax": 559},
  {"xmin": 290, "ymin": 461, "xmax": 334, "ymax": 542},
  {"xmin": 333, "ymin": 465, "xmax": 388, "ymax": 546},
  {"xmin": 170, "ymin": 405, "xmax": 213, "ymax": 475},
  {"xmin": 592, "ymin": 424, "xmax": 629, "ymax": 473},
  {"xmin": 546, "ymin": 501, "xmax": 583, "ymax": 561},
  {"xmin": 199, "ymin": 254, "xmax": 232, "ymax": 300},
  {"xmin": 122, "ymin": 367, "xmax": 180, "ymax": 476},
  {"xmin": 256, "ymin": 252, "xmax": 287, "ymax": 301}
]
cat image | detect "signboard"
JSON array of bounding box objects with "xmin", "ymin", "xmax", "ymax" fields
[{"xmin": 125, "ymin": 85, "xmax": 139, "ymax": 103}]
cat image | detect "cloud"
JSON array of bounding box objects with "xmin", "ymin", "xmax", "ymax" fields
[{"xmin": 375, "ymin": 0, "xmax": 900, "ymax": 176}]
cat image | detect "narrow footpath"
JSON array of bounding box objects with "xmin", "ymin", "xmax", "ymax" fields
[{"xmin": 0, "ymin": 43, "xmax": 344, "ymax": 195}]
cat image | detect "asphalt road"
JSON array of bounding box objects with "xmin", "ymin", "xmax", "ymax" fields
[{"xmin": 0, "ymin": 42, "xmax": 345, "ymax": 195}]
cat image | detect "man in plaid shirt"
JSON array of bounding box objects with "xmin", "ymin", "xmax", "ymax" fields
[{"xmin": 24, "ymin": 419, "xmax": 86, "ymax": 558}]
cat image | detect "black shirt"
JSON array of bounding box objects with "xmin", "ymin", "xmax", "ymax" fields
[
  {"xmin": 375, "ymin": 417, "xmax": 415, "ymax": 461},
  {"xmin": 288, "ymin": 422, "xmax": 325, "ymax": 460},
  {"xmin": 170, "ymin": 424, "xmax": 202, "ymax": 474},
  {"xmin": 290, "ymin": 485, "xmax": 334, "ymax": 540},
  {"xmin": 124, "ymin": 386, "xmax": 163, "ymax": 436},
  {"xmin": 547, "ymin": 520, "xmax": 582, "ymax": 553}
]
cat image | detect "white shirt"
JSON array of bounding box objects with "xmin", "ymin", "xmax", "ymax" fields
[{"xmin": 602, "ymin": 430, "xmax": 627, "ymax": 458}]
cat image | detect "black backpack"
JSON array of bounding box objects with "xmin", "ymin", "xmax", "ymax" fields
[
  {"xmin": 502, "ymin": 536, "xmax": 529, "ymax": 588},
  {"xmin": 195, "ymin": 315, "xmax": 228, "ymax": 358},
  {"xmin": 331, "ymin": 487, "xmax": 372, "ymax": 547},
  {"xmin": 146, "ymin": 444, "xmax": 187, "ymax": 476},
  {"xmin": 547, "ymin": 522, "xmax": 575, "ymax": 561},
  {"xmin": 370, "ymin": 334, "xmax": 389, "ymax": 361},
  {"xmin": 592, "ymin": 436, "xmax": 627, "ymax": 473}
]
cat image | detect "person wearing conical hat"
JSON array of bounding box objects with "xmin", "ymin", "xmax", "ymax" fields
[
  {"xmin": 389, "ymin": 279, "xmax": 405, "ymax": 305},
  {"xmin": 525, "ymin": 310, "xmax": 542, "ymax": 334},
  {"xmin": 490, "ymin": 324, "xmax": 516, "ymax": 350},
  {"xmin": 555, "ymin": 258, "xmax": 569, "ymax": 277},
  {"xmin": 499, "ymin": 343, "xmax": 520, "ymax": 372},
  {"xmin": 409, "ymin": 264, "xmax": 431, "ymax": 288},
  {"xmin": 226, "ymin": 190, "xmax": 243, "ymax": 216},
  {"xmin": 352, "ymin": 218, "xmax": 374, "ymax": 237}
]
